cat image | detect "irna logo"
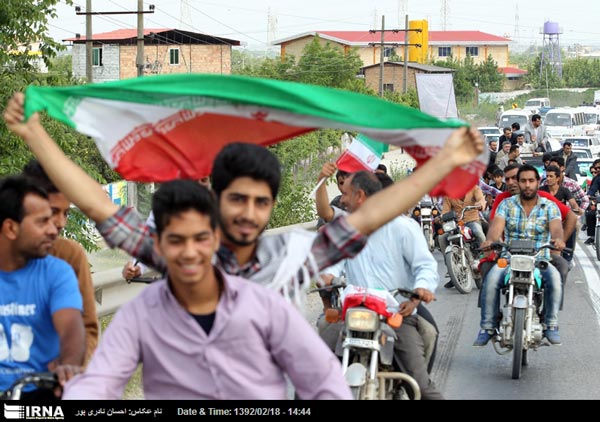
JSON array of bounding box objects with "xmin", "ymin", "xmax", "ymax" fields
[{"xmin": 4, "ymin": 404, "xmax": 64, "ymax": 420}]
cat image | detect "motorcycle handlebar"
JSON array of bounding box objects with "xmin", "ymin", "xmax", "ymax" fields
[
  {"xmin": 1, "ymin": 372, "xmax": 58, "ymax": 400},
  {"xmin": 483, "ymin": 242, "xmax": 571, "ymax": 255},
  {"xmin": 459, "ymin": 205, "xmax": 482, "ymax": 221}
]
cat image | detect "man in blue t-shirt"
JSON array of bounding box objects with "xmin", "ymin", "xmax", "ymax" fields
[{"xmin": 0, "ymin": 176, "xmax": 84, "ymax": 398}]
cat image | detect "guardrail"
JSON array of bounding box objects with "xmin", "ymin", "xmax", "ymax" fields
[{"xmin": 91, "ymin": 220, "xmax": 318, "ymax": 317}]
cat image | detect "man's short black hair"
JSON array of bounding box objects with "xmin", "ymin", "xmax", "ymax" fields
[
  {"xmin": 375, "ymin": 172, "xmax": 393, "ymax": 188},
  {"xmin": 211, "ymin": 143, "xmax": 281, "ymax": 199},
  {"xmin": 546, "ymin": 165, "xmax": 561, "ymax": 178},
  {"xmin": 336, "ymin": 170, "xmax": 350, "ymax": 180},
  {"xmin": 550, "ymin": 156, "xmax": 565, "ymax": 167},
  {"xmin": 152, "ymin": 180, "xmax": 218, "ymax": 237},
  {"xmin": 542, "ymin": 152, "xmax": 553, "ymax": 162},
  {"xmin": 562, "ymin": 141, "xmax": 572, "ymax": 148},
  {"xmin": 492, "ymin": 168, "xmax": 504, "ymax": 178},
  {"xmin": 376, "ymin": 164, "xmax": 387, "ymax": 174},
  {"xmin": 531, "ymin": 114, "xmax": 541, "ymax": 122},
  {"xmin": 517, "ymin": 164, "xmax": 540, "ymax": 181},
  {"xmin": 348, "ymin": 171, "xmax": 382, "ymax": 198},
  {"xmin": 509, "ymin": 145, "xmax": 520, "ymax": 154},
  {"xmin": 503, "ymin": 163, "xmax": 521, "ymax": 174},
  {"xmin": 511, "ymin": 122, "xmax": 520, "ymax": 130},
  {"xmin": 0, "ymin": 175, "xmax": 48, "ymax": 227},
  {"xmin": 22, "ymin": 159, "xmax": 59, "ymax": 194}
]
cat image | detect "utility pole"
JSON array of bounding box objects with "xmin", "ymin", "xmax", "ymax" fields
[
  {"xmin": 75, "ymin": 2, "xmax": 155, "ymax": 81},
  {"xmin": 86, "ymin": 0, "xmax": 92, "ymax": 83},
  {"xmin": 369, "ymin": 15, "xmax": 421, "ymax": 96},
  {"xmin": 137, "ymin": 0, "xmax": 144, "ymax": 77}
]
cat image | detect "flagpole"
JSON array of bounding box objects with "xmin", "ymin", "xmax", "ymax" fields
[{"xmin": 310, "ymin": 177, "xmax": 327, "ymax": 198}]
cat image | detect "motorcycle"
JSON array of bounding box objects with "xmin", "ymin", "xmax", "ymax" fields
[
  {"xmin": 0, "ymin": 372, "xmax": 58, "ymax": 400},
  {"xmin": 312, "ymin": 279, "xmax": 421, "ymax": 400},
  {"xmin": 487, "ymin": 240, "xmax": 568, "ymax": 380},
  {"xmin": 411, "ymin": 196, "xmax": 440, "ymax": 252},
  {"xmin": 440, "ymin": 206, "xmax": 483, "ymax": 293}
]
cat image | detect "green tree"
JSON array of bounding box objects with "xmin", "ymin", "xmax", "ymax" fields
[
  {"xmin": 0, "ymin": 0, "xmax": 71, "ymax": 71},
  {"xmin": 525, "ymin": 53, "xmax": 564, "ymax": 89}
]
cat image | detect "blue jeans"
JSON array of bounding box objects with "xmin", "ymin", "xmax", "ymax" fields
[{"xmin": 480, "ymin": 262, "xmax": 562, "ymax": 329}]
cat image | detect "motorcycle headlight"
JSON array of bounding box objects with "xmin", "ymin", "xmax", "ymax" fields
[
  {"xmin": 442, "ymin": 221, "xmax": 457, "ymax": 232},
  {"xmin": 510, "ymin": 255, "xmax": 535, "ymax": 272},
  {"xmin": 346, "ymin": 308, "xmax": 380, "ymax": 332},
  {"xmin": 421, "ymin": 207, "xmax": 431, "ymax": 216}
]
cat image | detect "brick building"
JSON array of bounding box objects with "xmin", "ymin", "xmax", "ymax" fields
[
  {"xmin": 361, "ymin": 62, "xmax": 454, "ymax": 93},
  {"xmin": 64, "ymin": 29, "xmax": 240, "ymax": 83}
]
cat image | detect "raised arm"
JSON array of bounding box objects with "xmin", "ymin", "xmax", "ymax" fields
[
  {"xmin": 4, "ymin": 93, "xmax": 119, "ymax": 223},
  {"xmin": 315, "ymin": 163, "xmax": 337, "ymax": 223},
  {"xmin": 346, "ymin": 127, "xmax": 485, "ymax": 235}
]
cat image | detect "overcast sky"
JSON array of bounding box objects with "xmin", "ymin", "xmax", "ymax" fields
[{"xmin": 50, "ymin": 0, "xmax": 599, "ymax": 50}]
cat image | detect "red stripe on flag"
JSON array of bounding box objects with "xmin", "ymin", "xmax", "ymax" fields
[
  {"xmin": 112, "ymin": 113, "xmax": 315, "ymax": 181},
  {"xmin": 335, "ymin": 150, "xmax": 373, "ymax": 173},
  {"xmin": 403, "ymin": 145, "xmax": 486, "ymax": 198}
]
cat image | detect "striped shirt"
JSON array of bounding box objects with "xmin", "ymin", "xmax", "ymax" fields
[{"xmin": 96, "ymin": 207, "xmax": 367, "ymax": 285}]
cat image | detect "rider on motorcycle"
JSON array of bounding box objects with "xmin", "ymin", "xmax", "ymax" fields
[
  {"xmin": 475, "ymin": 164, "xmax": 565, "ymax": 347},
  {"xmin": 318, "ymin": 171, "xmax": 443, "ymax": 400},
  {"xmin": 438, "ymin": 185, "xmax": 486, "ymax": 287}
]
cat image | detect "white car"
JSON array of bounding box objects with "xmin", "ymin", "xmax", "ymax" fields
[
  {"xmin": 562, "ymin": 137, "xmax": 600, "ymax": 157},
  {"xmin": 477, "ymin": 126, "xmax": 502, "ymax": 136}
]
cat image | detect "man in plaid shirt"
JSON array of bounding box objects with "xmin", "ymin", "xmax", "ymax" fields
[
  {"xmin": 5, "ymin": 91, "xmax": 484, "ymax": 302},
  {"xmin": 545, "ymin": 156, "xmax": 588, "ymax": 265},
  {"xmin": 474, "ymin": 164, "xmax": 565, "ymax": 346}
]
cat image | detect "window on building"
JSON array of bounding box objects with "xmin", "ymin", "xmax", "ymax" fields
[
  {"xmin": 466, "ymin": 46, "xmax": 479, "ymax": 57},
  {"xmin": 383, "ymin": 83, "xmax": 394, "ymax": 92},
  {"xmin": 383, "ymin": 47, "xmax": 393, "ymax": 58},
  {"xmin": 438, "ymin": 46, "xmax": 451, "ymax": 57},
  {"xmin": 92, "ymin": 47, "xmax": 103, "ymax": 66},
  {"xmin": 169, "ymin": 48, "xmax": 180, "ymax": 65}
]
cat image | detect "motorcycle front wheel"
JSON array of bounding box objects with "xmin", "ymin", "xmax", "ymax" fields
[
  {"xmin": 512, "ymin": 308, "xmax": 526, "ymax": 380},
  {"xmin": 445, "ymin": 248, "xmax": 473, "ymax": 294},
  {"xmin": 423, "ymin": 227, "xmax": 434, "ymax": 252}
]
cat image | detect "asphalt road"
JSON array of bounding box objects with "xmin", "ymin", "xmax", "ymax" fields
[
  {"xmin": 426, "ymin": 232, "xmax": 600, "ymax": 400},
  {"xmin": 301, "ymin": 231, "xmax": 600, "ymax": 400}
]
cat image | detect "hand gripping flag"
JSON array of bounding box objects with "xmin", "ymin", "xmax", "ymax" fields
[{"xmin": 24, "ymin": 73, "xmax": 488, "ymax": 198}]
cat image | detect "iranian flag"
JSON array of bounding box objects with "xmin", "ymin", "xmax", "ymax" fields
[
  {"xmin": 336, "ymin": 134, "xmax": 389, "ymax": 173},
  {"xmin": 24, "ymin": 73, "xmax": 488, "ymax": 197}
]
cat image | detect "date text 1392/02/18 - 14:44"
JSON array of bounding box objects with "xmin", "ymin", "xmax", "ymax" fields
[{"xmin": 177, "ymin": 407, "xmax": 312, "ymax": 416}]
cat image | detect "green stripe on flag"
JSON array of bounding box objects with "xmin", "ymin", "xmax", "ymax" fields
[
  {"xmin": 24, "ymin": 73, "xmax": 467, "ymax": 132},
  {"xmin": 356, "ymin": 134, "xmax": 389, "ymax": 156}
]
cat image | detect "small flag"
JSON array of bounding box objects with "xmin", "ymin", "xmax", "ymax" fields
[{"xmin": 336, "ymin": 134, "xmax": 389, "ymax": 173}]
